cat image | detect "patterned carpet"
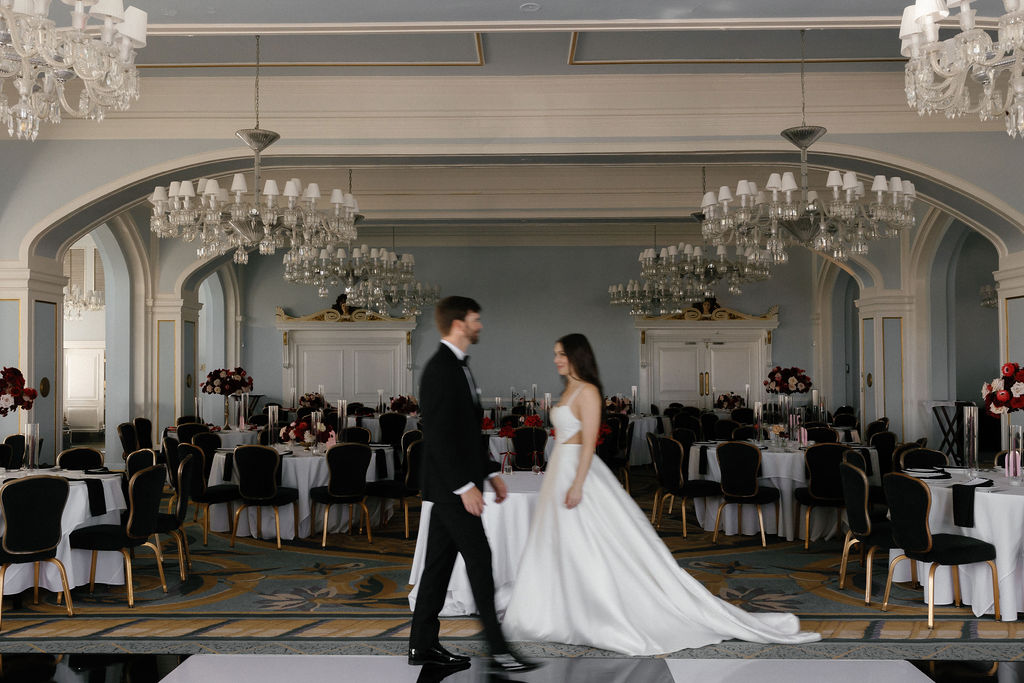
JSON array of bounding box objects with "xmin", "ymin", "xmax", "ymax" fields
[{"xmin": 1, "ymin": 470, "xmax": 1020, "ymax": 660}]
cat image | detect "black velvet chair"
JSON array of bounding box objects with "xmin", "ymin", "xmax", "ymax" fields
[
  {"xmin": 680, "ymin": 405, "xmax": 701, "ymax": 419},
  {"xmin": 900, "ymin": 447, "xmax": 949, "ymax": 470},
  {"xmin": 807, "ymin": 426, "xmax": 839, "ymax": 443},
  {"xmin": 652, "ymin": 436, "xmax": 720, "ymax": 537},
  {"xmin": 731, "ymin": 407, "xmax": 754, "ymax": 425},
  {"xmin": 662, "ymin": 406, "xmax": 681, "ymax": 420},
  {"xmin": 671, "ymin": 427, "xmax": 697, "ymax": 455},
  {"xmin": 671, "ymin": 414, "xmax": 702, "ymax": 440},
  {"xmin": 994, "ymin": 450, "xmax": 1008, "ymax": 469},
  {"xmin": 161, "ymin": 436, "xmax": 179, "ymax": 470},
  {"xmin": 838, "ymin": 462, "xmax": 896, "ymax": 605},
  {"xmin": 133, "ymin": 417, "xmax": 154, "ymax": 450},
  {"xmin": 596, "ymin": 418, "xmax": 630, "ymax": 492},
  {"xmin": 713, "ymin": 419, "xmax": 741, "ymax": 440},
  {"xmin": 511, "ymin": 426, "xmax": 548, "ymax": 471},
  {"xmin": 731, "ymin": 425, "xmax": 760, "ymax": 441},
  {"xmin": 340, "ymin": 426, "xmax": 371, "ymax": 444},
  {"xmin": 191, "ymin": 431, "xmax": 222, "ymax": 469},
  {"xmin": 116, "ymin": 422, "xmax": 138, "ymax": 461},
  {"xmin": 835, "ymin": 405, "xmax": 856, "ymax": 416},
  {"xmin": 182, "ymin": 443, "xmax": 239, "ymax": 545},
  {"xmin": 882, "ymin": 472, "xmax": 1000, "ymax": 628},
  {"xmin": 230, "ymin": 445, "xmax": 299, "ymax": 549},
  {"xmin": 247, "ymin": 414, "xmax": 269, "ymax": 428},
  {"xmin": 870, "ymin": 430, "xmax": 897, "ymax": 478},
  {"xmin": 377, "ymin": 412, "xmax": 407, "ymax": 449},
  {"xmin": 842, "ymin": 448, "xmax": 886, "ymax": 508},
  {"xmin": 69, "ymin": 465, "xmax": 168, "ymax": 607},
  {"xmin": 4, "ymin": 434, "xmax": 24, "ymax": 469},
  {"xmin": 713, "ymin": 441, "xmax": 780, "ymax": 547},
  {"xmin": 175, "ymin": 422, "xmax": 209, "ymax": 448},
  {"xmin": 400, "ymin": 429, "xmax": 422, "ymax": 465},
  {"xmin": 649, "ymin": 403, "xmax": 660, "ymax": 416},
  {"xmin": 0, "ymin": 476, "xmax": 74, "ymax": 630},
  {"xmin": 55, "ymin": 447, "xmax": 104, "ymax": 470},
  {"xmin": 125, "ymin": 449, "xmax": 156, "ymax": 480},
  {"xmin": 794, "ymin": 443, "xmax": 847, "ymax": 549},
  {"xmin": 176, "ymin": 415, "xmax": 201, "ymax": 425},
  {"xmin": 366, "ymin": 439, "xmax": 422, "ymax": 538},
  {"xmin": 155, "ymin": 452, "xmax": 196, "ymax": 581},
  {"xmin": 310, "ymin": 443, "xmax": 374, "ymax": 549},
  {"xmin": 0, "ymin": 443, "xmax": 14, "ymax": 469},
  {"xmin": 865, "ymin": 418, "xmax": 889, "ymax": 445},
  {"xmin": 833, "ymin": 412, "xmax": 858, "ymax": 429},
  {"xmin": 700, "ymin": 412, "xmax": 719, "ymax": 442},
  {"xmin": 645, "ymin": 432, "xmax": 663, "ymax": 524}
]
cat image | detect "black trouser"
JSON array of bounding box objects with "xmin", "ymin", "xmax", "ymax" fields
[{"xmin": 409, "ymin": 501, "xmax": 508, "ymax": 654}]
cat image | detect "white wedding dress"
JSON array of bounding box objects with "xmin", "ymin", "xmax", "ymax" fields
[{"xmin": 502, "ymin": 389, "xmax": 821, "ymax": 655}]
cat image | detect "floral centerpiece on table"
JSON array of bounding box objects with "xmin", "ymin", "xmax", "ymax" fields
[
  {"xmin": 299, "ymin": 392, "xmax": 325, "ymax": 410},
  {"xmin": 597, "ymin": 422, "xmax": 612, "ymax": 445},
  {"xmin": 982, "ymin": 362, "xmax": 1024, "ymax": 416},
  {"xmin": 498, "ymin": 424, "xmax": 516, "ymax": 439},
  {"xmin": 390, "ymin": 395, "xmax": 419, "ymax": 414},
  {"xmin": 481, "ymin": 416, "xmax": 495, "ymax": 430},
  {"xmin": 280, "ymin": 419, "xmax": 336, "ymax": 446},
  {"xmin": 522, "ymin": 414, "xmax": 543, "ymax": 428},
  {"xmin": 764, "ymin": 366, "xmax": 812, "ymax": 394},
  {"xmin": 605, "ymin": 395, "xmax": 632, "ymax": 414},
  {"xmin": 714, "ymin": 392, "xmax": 745, "ymax": 410},
  {"xmin": 0, "ymin": 367, "xmax": 37, "ymax": 416},
  {"xmin": 201, "ymin": 367, "xmax": 253, "ymax": 396}
]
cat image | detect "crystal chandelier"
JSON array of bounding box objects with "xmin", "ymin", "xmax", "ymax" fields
[
  {"xmin": 0, "ymin": 0, "xmax": 147, "ymax": 141},
  {"xmin": 63, "ymin": 284, "xmax": 102, "ymax": 321},
  {"xmin": 698, "ymin": 31, "xmax": 918, "ymax": 263},
  {"xmin": 900, "ymin": 0, "xmax": 1024, "ymax": 137}
]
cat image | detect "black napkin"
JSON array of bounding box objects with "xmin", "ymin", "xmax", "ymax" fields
[
  {"xmin": 64, "ymin": 478, "xmax": 107, "ymax": 516},
  {"xmin": 222, "ymin": 452, "xmax": 234, "ymax": 480},
  {"xmin": 952, "ymin": 479, "xmax": 994, "ymax": 528},
  {"xmin": 699, "ymin": 445, "xmax": 709, "ymax": 475},
  {"xmin": 375, "ymin": 448, "xmax": 388, "ymax": 479}
]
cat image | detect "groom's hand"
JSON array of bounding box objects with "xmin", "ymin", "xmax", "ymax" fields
[
  {"xmin": 461, "ymin": 486, "xmax": 485, "ymax": 516},
  {"xmin": 490, "ymin": 476, "xmax": 508, "ymax": 503}
]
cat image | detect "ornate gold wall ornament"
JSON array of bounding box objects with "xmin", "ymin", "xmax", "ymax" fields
[
  {"xmin": 644, "ymin": 301, "xmax": 779, "ymax": 322},
  {"xmin": 38, "ymin": 377, "xmax": 50, "ymax": 398},
  {"xmin": 274, "ymin": 306, "xmax": 412, "ymax": 323}
]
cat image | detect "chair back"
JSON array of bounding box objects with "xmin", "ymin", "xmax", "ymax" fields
[
  {"xmin": 865, "ymin": 418, "xmax": 889, "ymax": 444},
  {"xmin": 498, "ymin": 414, "xmax": 519, "ymax": 428},
  {"xmin": 842, "ymin": 448, "xmax": 868, "ymax": 472},
  {"xmin": 176, "ymin": 422, "xmax": 210, "ymax": 446},
  {"xmin": 604, "ymin": 413, "xmax": 628, "ymax": 443},
  {"xmin": 834, "ymin": 405, "xmax": 856, "ymax": 416},
  {"xmin": 900, "ymin": 447, "xmax": 949, "ymax": 470},
  {"xmin": 191, "ymin": 431, "xmax": 222, "ymax": 471},
  {"xmin": 510, "ymin": 405, "xmax": 529, "ymax": 416},
  {"xmin": 713, "ymin": 419, "xmax": 740, "ymax": 440},
  {"xmin": 646, "ymin": 432, "xmax": 662, "ymax": 478},
  {"xmin": 234, "ymin": 445, "xmax": 281, "ymax": 500},
  {"xmin": 804, "ymin": 443, "xmax": 845, "ymax": 500},
  {"xmin": 56, "ymin": 447, "xmax": 103, "ymax": 470},
  {"xmin": 731, "ymin": 425, "xmax": 758, "ymax": 440},
  {"xmin": 378, "ymin": 412, "xmax": 407, "ymax": 448},
  {"xmin": 671, "ymin": 427, "xmax": 696, "ymax": 455},
  {"xmin": 133, "ymin": 417, "xmax": 154, "ymax": 450},
  {"xmin": 4, "ymin": 434, "xmax": 24, "ymax": 469},
  {"xmin": 807, "ymin": 426, "xmax": 839, "ymax": 443},
  {"xmin": 341, "ymin": 426, "xmax": 371, "ymax": 444},
  {"xmin": 125, "ymin": 449, "xmax": 156, "ymax": 479},
  {"xmin": 870, "ymin": 430, "xmax": 898, "ymax": 475},
  {"xmin": 161, "ymin": 435, "xmax": 179, "ymax": 467},
  {"xmin": 596, "ymin": 418, "xmax": 622, "ymax": 465},
  {"xmin": 662, "ymin": 406, "xmax": 681, "ymax": 419},
  {"xmin": 654, "ymin": 436, "xmax": 684, "ymax": 489},
  {"xmin": 624, "ymin": 420, "xmax": 635, "ymax": 458},
  {"xmin": 180, "ymin": 443, "xmax": 209, "ymax": 495},
  {"xmin": 671, "ymin": 414, "xmax": 702, "ymax": 437},
  {"xmin": 649, "ymin": 403, "xmax": 660, "ymax": 416},
  {"xmin": 839, "ymin": 462, "xmax": 873, "ymax": 537},
  {"xmin": 680, "ymin": 405, "xmax": 701, "ymax": 418},
  {"xmin": 296, "ymin": 406, "xmax": 314, "ymax": 421},
  {"xmin": 512, "ymin": 426, "xmax": 548, "ymax": 469},
  {"xmin": 125, "ymin": 465, "xmax": 167, "ymax": 540},
  {"xmin": 173, "ymin": 452, "xmax": 197, "ymax": 524},
  {"xmin": 0, "ymin": 476, "xmax": 69, "ymax": 556},
  {"xmin": 406, "ymin": 439, "xmax": 423, "ymax": 490},
  {"xmin": 165, "ymin": 439, "xmax": 183, "ymax": 493},
  {"xmin": 832, "ymin": 412, "xmax": 858, "ymax": 429},
  {"xmin": 731, "ymin": 407, "xmax": 754, "ymax": 424},
  {"xmin": 700, "ymin": 412, "xmax": 719, "ymax": 441},
  {"xmin": 716, "ymin": 441, "xmax": 762, "ymax": 497},
  {"xmin": 882, "ymin": 472, "xmax": 932, "ymax": 554},
  {"xmin": 0, "ymin": 443, "xmax": 13, "ymax": 469},
  {"xmin": 995, "ymin": 450, "xmax": 1008, "ymax": 469},
  {"xmin": 325, "ymin": 443, "xmax": 372, "ymax": 497},
  {"xmin": 247, "ymin": 414, "xmax": 269, "ymax": 427},
  {"xmin": 176, "ymin": 415, "xmax": 201, "ymax": 425},
  {"xmin": 116, "ymin": 422, "xmax": 138, "ymax": 460}
]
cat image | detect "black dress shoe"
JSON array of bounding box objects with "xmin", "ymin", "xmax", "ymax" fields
[
  {"xmin": 408, "ymin": 645, "xmax": 471, "ymax": 666},
  {"xmin": 488, "ymin": 652, "xmax": 540, "ymax": 673}
]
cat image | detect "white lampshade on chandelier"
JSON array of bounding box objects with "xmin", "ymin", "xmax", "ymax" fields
[
  {"xmin": 0, "ymin": 0, "xmax": 147, "ymax": 141},
  {"xmin": 900, "ymin": 0, "xmax": 1024, "ymax": 137}
]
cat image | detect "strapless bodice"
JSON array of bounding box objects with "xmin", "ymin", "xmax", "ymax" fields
[{"xmin": 551, "ymin": 404, "xmax": 581, "ymax": 444}]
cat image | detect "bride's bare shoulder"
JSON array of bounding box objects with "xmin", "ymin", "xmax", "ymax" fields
[{"xmin": 577, "ymin": 383, "xmax": 602, "ymax": 404}]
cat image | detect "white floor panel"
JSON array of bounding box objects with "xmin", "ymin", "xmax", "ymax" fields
[{"xmin": 160, "ymin": 654, "xmax": 933, "ymax": 683}]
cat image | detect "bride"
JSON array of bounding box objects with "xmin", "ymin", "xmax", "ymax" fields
[{"xmin": 502, "ymin": 333, "xmax": 820, "ymax": 655}]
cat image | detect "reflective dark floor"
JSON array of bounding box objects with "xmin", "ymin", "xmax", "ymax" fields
[{"xmin": 0, "ymin": 655, "xmax": 1017, "ymax": 682}]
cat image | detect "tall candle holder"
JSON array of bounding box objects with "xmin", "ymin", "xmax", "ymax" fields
[{"xmin": 962, "ymin": 404, "xmax": 978, "ymax": 477}]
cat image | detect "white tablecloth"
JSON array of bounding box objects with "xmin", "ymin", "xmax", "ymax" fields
[
  {"xmin": 0, "ymin": 470, "xmax": 127, "ymax": 593},
  {"xmin": 487, "ymin": 435, "xmax": 555, "ymax": 467},
  {"xmin": 207, "ymin": 444, "xmax": 395, "ymax": 540},
  {"xmin": 216, "ymin": 429, "xmax": 260, "ymax": 449},
  {"xmin": 407, "ymin": 472, "xmax": 545, "ymax": 616},
  {"xmin": 627, "ymin": 415, "xmax": 669, "ymax": 466},
  {"xmin": 687, "ymin": 442, "xmax": 879, "ymax": 542},
  {"xmin": 888, "ymin": 471, "xmax": 1024, "ymax": 621},
  {"xmin": 354, "ymin": 415, "xmax": 419, "ymax": 443}
]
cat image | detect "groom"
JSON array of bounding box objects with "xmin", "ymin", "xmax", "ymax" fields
[{"xmin": 408, "ymin": 296, "xmax": 538, "ymax": 674}]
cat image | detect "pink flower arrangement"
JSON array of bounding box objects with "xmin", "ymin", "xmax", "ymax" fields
[
  {"xmin": 764, "ymin": 366, "xmax": 812, "ymax": 395},
  {"xmin": 604, "ymin": 395, "xmax": 632, "ymax": 414},
  {"xmin": 299, "ymin": 392, "xmax": 325, "ymax": 409},
  {"xmin": 201, "ymin": 367, "xmax": 253, "ymax": 396},
  {"xmin": 390, "ymin": 395, "xmax": 419, "ymax": 414},
  {"xmin": 279, "ymin": 419, "xmax": 336, "ymax": 445},
  {"xmin": 714, "ymin": 393, "xmax": 745, "ymax": 410},
  {"xmin": 982, "ymin": 362, "xmax": 1024, "ymax": 416},
  {"xmin": 0, "ymin": 367, "xmax": 37, "ymax": 417}
]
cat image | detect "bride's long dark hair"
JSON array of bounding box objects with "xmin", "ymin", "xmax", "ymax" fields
[{"xmin": 557, "ymin": 333, "xmax": 604, "ymax": 399}]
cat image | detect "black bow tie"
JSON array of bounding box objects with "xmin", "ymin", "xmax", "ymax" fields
[{"xmin": 460, "ymin": 356, "xmax": 470, "ymax": 366}]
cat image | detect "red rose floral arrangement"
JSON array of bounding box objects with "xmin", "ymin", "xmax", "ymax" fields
[
  {"xmin": 201, "ymin": 367, "xmax": 253, "ymax": 396},
  {"xmin": 714, "ymin": 392, "xmax": 745, "ymax": 410},
  {"xmin": 522, "ymin": 414, "xmax": 543, "ymax": 428},
  {"xmin": 982, "ymin": 362, "xmax": 1024, "ymax": 416},
  {"xmin": 299, "ymin": 392, "xmax": 325, "ymax": 409},
  {"xmin": 390, "ymin": 395, "xmax": 419, "ymax": 414},
  {"xmin": 0, "ymin": 367, "xmax": 37, "ymax": 416},
  {"xmin": 481, "ymin": 416, "xmax": 495, "ymax": 430},
  {"xmin": 764, "ymin": 366, "xmax": 812, "ymax": 395}
]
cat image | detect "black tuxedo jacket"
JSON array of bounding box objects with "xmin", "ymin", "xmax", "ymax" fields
[{"xmin": 419, "ymin": 343, "xmax": 488, "ymax": 503}]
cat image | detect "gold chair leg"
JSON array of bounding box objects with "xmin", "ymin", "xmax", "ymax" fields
[
  {"xmin": 33, "ymin": 561, "xmax": 39, "ymax": 604},
  {"xmin": 272, "ymin": 506, "xmax": 282, "ymax": 549},
  {"xmin": 257, "ymin": 505, "xmax": 264, "ymax": 540},
  {"xmin": 988, "ymin": 560, "xmax": 1002, "ymax": 621},
  {"xmin": 882, "ymin": 554, "xmax": 908, "ymax": 612},
  {"xmin": 361, "ymin": 501, "xmax": 373, "ymax": 544},
  {"xmin": 47, "ymin": 559, "xmax": 73, "ymax": 617},
  {"xmin": 927, "ymin": 563, "xmax": 939, "ymax": 629},
  {"xmin": 88, "ymin": 550, "xmax": 97, "ymax": 593},
  {"xmin": 0, "ymin": 564, "xmax": 8, "ymax": 632},
  {"xmin": 348, "ymin": 504, "xmax": 355, "ymax": 535},
  {"xmin": 144, "ymin": 539, "xmax": 168, "ymax": 593},
  {"xmin": 736, "ymin": 503, "xmax": 742, "ymax": 535},
  {"xmin": 803, "ymin": 505, "xmax": 813, "ymax": 550},
  {"xmin": 172, "ymin": 530, "xmax": 187, "ymax": 581},
  {"xmin": 650, "ymin": 490, "xmax": 662, "ymax": 524},
  {"xmin": 839, "ymin": 531, "xmax": 856, "ymax": 589},
  {"xmin": 120, "ymin": 549, "xmax": 135, "ymax": 607},
  {"xmin": 756, "ymin": 505, "xmax": 767, "ymax": 547},
  {"xmin": 712, "ymin": 502, "xmax": 726, "ymax": 544},
  {"xmin": 322, "ymin": 504, "xmax": 331, "ymax": 549},
  {"xmin": 681, "ymin": 497, "xmax": 689, "ymax": 538},
  {"xmin": 911, "ymin": 559, "xmax": 919, "ymax": 588},
  {"xmin": 201, "ymin": 503, "xmax": 210, "ymax": 546},
  {"xmin": 622, "ymin": 468, "xmax": 630, "ymax": 494},
  {"xmin": 667, "ymin": 496, "xmax": 674, "ymax": 517},
  {"xmin": 951, "ymin": 565, "xmax": 962, "ymax": 607},
  {"xmin": 230, "ymin": 503, "xmax": 248, "ymax": 547},
  {"xmin": 864, "ymin": 545, "xmax": 879, "ymax": 605},
  {"xmin": 403, "ymin": 498, "xmax": 410, "ymax": 539}
]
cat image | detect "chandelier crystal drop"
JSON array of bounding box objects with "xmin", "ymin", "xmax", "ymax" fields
[
  {"xmin": 900, "ymin": 0, "xmax": 1024, "ymax": 138},
  {"xmin": 0, "ymin": 0, "xmax": 148, "ymax": 141}
]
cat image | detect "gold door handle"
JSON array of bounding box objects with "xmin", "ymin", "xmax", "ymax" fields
[
  {"xmin": 704, "ymin": 372, "xmax": 710, "ymax": 396},
  {"xmin": 699, "ymin": 372, "xmax": 705, "ymax": 396}
]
